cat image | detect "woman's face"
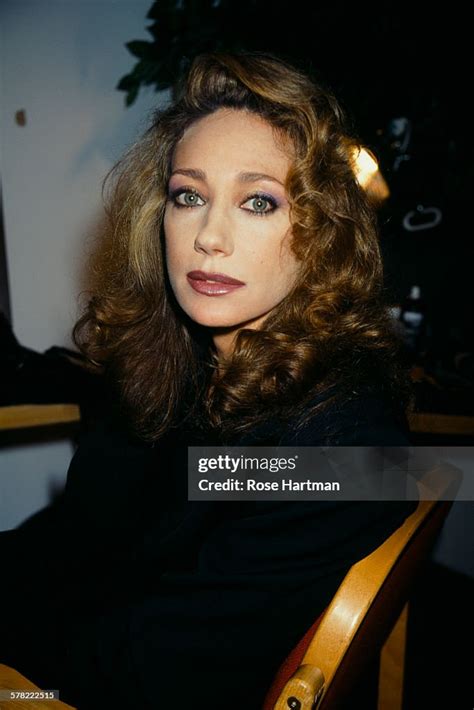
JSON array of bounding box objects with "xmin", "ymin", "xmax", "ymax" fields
[{"xmin": 164, "ymin": 108, "xmax": 299, "ymax": 353}]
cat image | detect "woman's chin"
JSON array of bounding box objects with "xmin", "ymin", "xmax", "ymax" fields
[
  {"xmin": 185, "ymin": 311, "xmax": 270, "ymax": 334},
  {"xmin": 189, "ymin": 315, "xmax": 244, "ymax": 329},
  {"xmin": 180, "ymin": 305, "xmax": 251, "ymax": 330}
]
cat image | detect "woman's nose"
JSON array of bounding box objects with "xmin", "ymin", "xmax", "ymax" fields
[{"xmin": 194, "ymin": 203, "xmax": 234, "ymax": 256}]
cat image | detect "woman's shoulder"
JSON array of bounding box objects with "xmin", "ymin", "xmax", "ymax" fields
[
  {"xmin": 280, "ymin": 383, "xmax": 411, "ymax": 447},
  {"xmin": 234, "ymin": 380, "xmax": 410, "ymax": 447}
]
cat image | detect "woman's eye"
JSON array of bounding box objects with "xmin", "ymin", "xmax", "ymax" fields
[
  {"xmin": 242, "ymin": 194, "xmax": 277, "ymax": 216},
  {"xmin": 169, "ymin": 189, "xmax": 277, "ymax": 215},
  {"xmin": 172, "ymin": 189, "xmax": 205, "ymax": 208}
]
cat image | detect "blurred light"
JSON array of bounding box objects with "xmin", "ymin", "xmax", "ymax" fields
[
  {"xmin": 350, "ymin": 145, "xmax": 390, "ymax": 205},
  {"xmin": 351, "ymin": 146, "xmax": 378, "ymax": 187}
]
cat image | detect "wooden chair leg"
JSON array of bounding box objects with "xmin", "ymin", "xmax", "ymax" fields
[{"xmin": 377, "ymin": 602, "xmax": 409, "ymax": 710}]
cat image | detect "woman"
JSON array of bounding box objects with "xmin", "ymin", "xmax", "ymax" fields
[{"xmin": 1, "ymin": 51, "xmax": 416, "ymax": 709}]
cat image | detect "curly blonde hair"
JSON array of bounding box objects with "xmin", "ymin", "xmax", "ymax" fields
[{"xmin": 73, "ymin": 51, "xmax": 411, "ymax": 443}]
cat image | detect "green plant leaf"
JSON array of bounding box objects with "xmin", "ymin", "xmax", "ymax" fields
[
  {"xmin": 126, "ymin": 40, "xmax": 155, "ymax": 60},
  {"xmin": 129, "ymin": 59, "xmax": 162, "ymax": 83},
  {"xmin": 147, "ymin": 0, "xmax": 168, "ymax": 21},
  {"xmin": 147, "ymin": 21, "xmax": 161, "ymax": 40},
  {"xmin": 125, "ymin": 85, "xmax": 140, "ymax": 106},
  {"xmin": 116, "ymin": 73, "xmax": 139, "ymax": 91}
]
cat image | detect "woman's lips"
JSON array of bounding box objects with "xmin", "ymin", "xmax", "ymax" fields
[{"xmin": 187, "ymin": 270, "xmax": 246, "ymax": 296}]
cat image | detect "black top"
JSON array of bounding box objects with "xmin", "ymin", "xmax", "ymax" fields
[{"xmin": 0, "ymin": 384, "xmax": 416, "ymax": 710}]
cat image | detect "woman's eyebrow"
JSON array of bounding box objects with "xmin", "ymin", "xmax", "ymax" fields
[{"xmin": 170, "ymin": 168, "xmax": 284, "ymax": 186}]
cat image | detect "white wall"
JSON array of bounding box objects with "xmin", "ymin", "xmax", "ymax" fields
[{"xmin": 0, "ymin": 0, "xmax": 169, "ymax": 529}]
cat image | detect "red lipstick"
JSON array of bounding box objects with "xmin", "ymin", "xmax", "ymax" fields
[{"xmin": 187, "ymin": 270, "xmax": 245, "ymax": 296}]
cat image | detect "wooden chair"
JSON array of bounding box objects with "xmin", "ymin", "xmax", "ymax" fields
[
  {"xmin": 0, "ymin": 461, "xmax": 462, "ymax": 710},
  {"xmin": 0, "ymin": 665, "xmax": 76, "ymax": 709},
  {"xmin": 267, "ymin": 460, "xmax": 462, "ymax": 709},
  {"xmin": 0, "ymin": 403, "xmax": 81, "ymax": 431}
]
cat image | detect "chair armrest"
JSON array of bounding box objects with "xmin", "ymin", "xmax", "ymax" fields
[{"xmin": 273, "ymin": 664, "xmax": 325, "ymax": 710}]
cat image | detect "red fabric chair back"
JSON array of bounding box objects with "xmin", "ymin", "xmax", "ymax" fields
[{"xmin": 261, "ymin": 611, "xmax": 325, "ymax": 710}]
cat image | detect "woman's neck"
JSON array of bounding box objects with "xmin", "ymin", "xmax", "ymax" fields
[
  {"xmin": 211, "ymin": 312, "xmax": 268, "ymax": 361},
  {"xmin": 212, "ymin": 328, "xmax": 237, "ymax": 362}
]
